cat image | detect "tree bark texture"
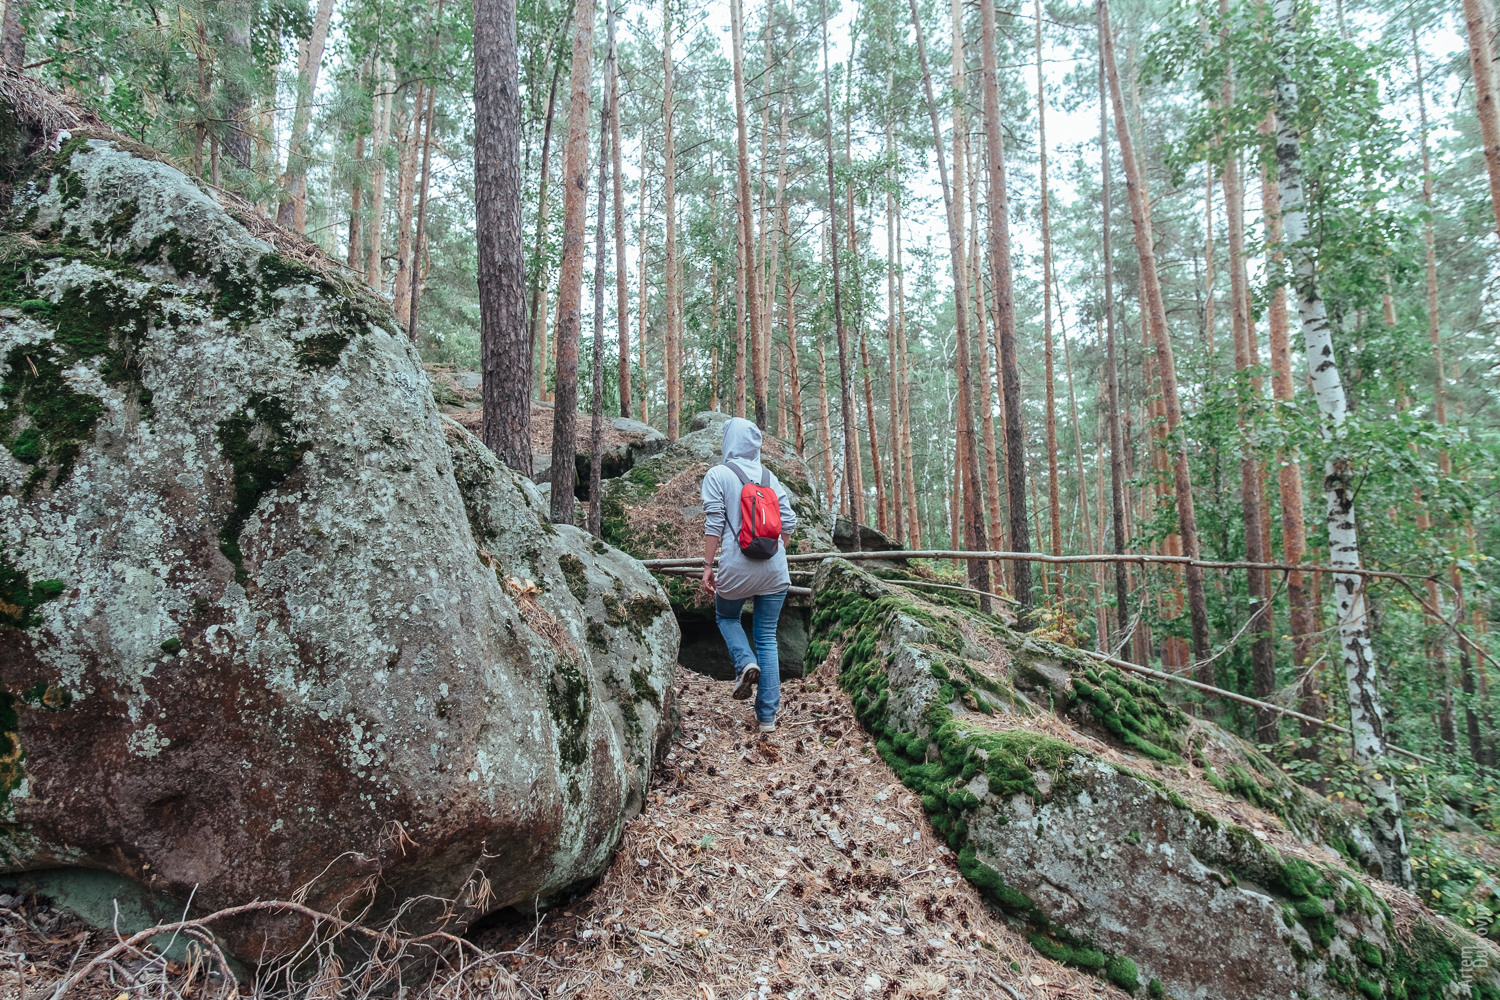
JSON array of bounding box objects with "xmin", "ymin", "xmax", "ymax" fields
[
  {"xmin": 1037, "ymin": 0, "xmax": 1061, "ymax": 590},
  {"xmin": 367, "ymin": 68, "xmax": 393, "ymax": 290},
  {"xmin": 476, "ymin": 0, "xmax": 531, "ymax": 474},
  {"xmin": 731, "ymin": 0, "xmax": 767, "ymax": 428},
  {"xmin": 276, "ymin": 0, "xmax": 335, "ymax": 231},
  {"xmin": 1274, "ymin": 0, "xmax": 1410, "ymax": 887},
  {"xmin": 979, "ymin": 0, "xmax": 1023, "ymax": 609},
  {"xmin": 610, "ymin": 19, "xmax": 630, "ymax": 419},
  {"xmin": 1101, "ymin": 0, "xmax": 1209, "ymax": 670},
  {"xmin": 1218, "ymin": 1, "xmax": 1276, "ymax": 741},
  {"xmin": 909, "ymin": 0, "xmax": 987, "ymax": 596},
  {"xmin": 824, "ymin": 0, "xmax": 861, "ymax": 540},
  {"xmin": 549, "ymin": 0, "xmax": 596, "ymax": 523},
  {"xmin": 1, "ymin": 0, "xmax": 27, "ymax": 69},
  {"xmin": 1464, "ymin": 0, "xmax": 1500, "ymax": 243},
  {"xmin": 589, "ymin": 7, "xmax": 612, "ymax": 539},
  {"xmin": 1099, "ymin": 23, "xmax": 1131, "ymax": 650}
]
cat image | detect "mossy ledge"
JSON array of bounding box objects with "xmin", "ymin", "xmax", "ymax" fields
[{"xmin": 807, "ymin": 557, "xmax": 1500, "ymax": 1000}]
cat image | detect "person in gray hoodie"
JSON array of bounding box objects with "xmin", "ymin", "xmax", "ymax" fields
[{"xmin": 700, "ymin": 417, "xmax": 799, "ymax": 733}]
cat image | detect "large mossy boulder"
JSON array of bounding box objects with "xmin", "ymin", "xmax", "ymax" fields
[
  {"xmin": 0, "ymin": 91, "xmax": 677, "ymax": 961},
  {"xmin": 809, "ymin": 558, "xmax": 1498, "ymax": 1000}
]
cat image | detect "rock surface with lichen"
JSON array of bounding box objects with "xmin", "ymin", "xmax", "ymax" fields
[
  {"xmin": 809, "ymin": 557, "xmax": 1499, "ymax": 1000},
  {"xmin": 0, "ymin": 101, "xmax": 678, "ymax": 961}
]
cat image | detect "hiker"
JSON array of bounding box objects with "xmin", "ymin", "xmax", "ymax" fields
[{"xmin": 700, "ymin": 417, "xmax": 798, "ymax": 734}]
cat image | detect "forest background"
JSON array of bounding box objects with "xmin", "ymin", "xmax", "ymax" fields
[{"xmin": 14, "ymin": 0, "xmax": 1500, "ymax": 930}]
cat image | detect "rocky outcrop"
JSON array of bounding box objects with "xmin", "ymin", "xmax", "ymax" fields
[
  {"xmin": 810, "ymin": 558, "xmax": 1497, "ymax": 1000},
  {"xmin": 0, "ymin": 97, "xmax": 677, "ymax": 961}
]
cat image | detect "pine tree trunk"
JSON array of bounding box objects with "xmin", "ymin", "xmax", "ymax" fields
[
  {"xmin": 611, "ymin": 22, "xmax": 630, "ymax": 419},
  {"xmin": 637, "ymin": 118, "xmax": 650, "ymax": 424},
  {"xmin": 977, "ymin": 0, "xmax": 1022, "ymax": 609},
  {"xmin": 1415, "ymin": 34, "xmax": 1476, "ymax": 763},
  {"xmin": 392, "ymin": 98, "xmax": 420, "ymax": 326},
  {"xmin": 885, "ymin": 126, "xmax": 904, "ymax": 544},
  {"xmin": 367, "ymin": 68, "xmax": 392, "ymax": 290},
  {"xmin": 1218, "ymin": 4, "xmax": 1276, "ymax": 738},
  {"xmin": 348, "ymin": 131, "xmax": 364, "ymax": 270},
  {"xmin": 1274, "ymin": 0, "xmax": 1410, "ymax": 887},
  {"xmin": 589, "ymin": 0, "xmax": 615, "ymax": 538},
  {"xmin": 908, "ymin": 0, "xmax": 987, "ymax": 596},
  {"xmin": 527, "ymin": 40, "xmax": 567, "ymax": 398},
  {"xmin": 408, "ymin": 64, "xmax": 440, "ymax": 340},
  {"xmin": 476, "ymin": 0, "xmax": 531, "ymax": 473},
  {"xmin": 1101, "ymin": 0, "xmax": 1209, "ymax": 670},
  {"xmin": 972, "ymin": 210, "xmax": 1004, "ymax": 591},
  {"xmin": 1098, "ymin": 29, "xmax": 1131, "ymax": 650},
  {"xmin": 663, "ymin": 0, "xmax": 680, "ymax": 439},
  {"xmin": 1037, "ymin": 0, "xmax": 1061, "ymax": 593},
  {"xmin": 549, "ymin": 0, "xmax": 596, "ymax": 523},
  {"xmin": 731, "ymin": 0, "xmax": 767, "ymax": 428},
  {"xmin": 1, "ymin": 0, "xmax": 27, "ymax": 68},
  {"xmin": 787, "ymin": 260, "xmax": 805, "ymax": 455},
  {"xmin": 817, "ymin": 332, "xmax": 837, "ymax": 509},
  {"xmin": 735, "ymin": 214, "xmax": 749, "ymax": 419},
  {"xmin": 276, "ymin": 0, "xmax": 335, "ymax": 230},
  {"xmin": 823, "ymin": 0, "xmax": 862, "ymax": 542},
  {"xmin": 896, "ymin": 206, "xmax": 921, "ymax": 546},
  {"xmin": 1464, "ymin": 0, "xmax": 1500, "ymax": 241},
  {"xmin": 860, "ymin": 321, "xmax": 887, "ymax": 534}
]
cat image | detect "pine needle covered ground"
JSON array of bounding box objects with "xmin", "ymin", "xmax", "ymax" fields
[{"xmin": 468, "ymin": 664, "xmax": 1129, "ymax": 1000}]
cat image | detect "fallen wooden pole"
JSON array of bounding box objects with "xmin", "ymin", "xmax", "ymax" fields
[
  {"xmin": 640, "ymin": 549, "xmax": 1438, "ymax": 585},
  {"xmin": 1079, "ymin": 647, "xmax": 1437, "ymax": 765}
]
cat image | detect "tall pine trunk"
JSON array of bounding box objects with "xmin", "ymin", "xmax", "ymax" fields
[
  {"xmin": 476, "ymin": 0, "xmax": 531, "ymax": 473},
  {"xmin": 589, "ymin": 0, "xmax": 615, "ymax": 539},
  {"xmin": 1098, "ymin": 23, "xmax": 1131, "ymax": 650},
  {"xmin": 637, "ymin": 118, "xmax": 650, "ymax": 424},
  {"xmin": 1037, "ymin": 0, "xmax": 1061, "ymax": 591},
  {"xmin": 1102, "ymin": 0, "xmax": 1209, "ymax": 670},
  {"xmin": 909, "ymin": 0, "xmax": 988, "ymax": 598},
  {"xmin": 731, "ymin": 0, "xmax": 767, "ymax": 428},
  {"xmin": 549, "ymin": 0, "xmax": 596, "ymax": 523},
  {"xmin": 392, "ymin": 98, "xmax": 420, "ymax": 326},
  {"xmin": 1219, "ymin": 0, "xmax": 1276, "ymax": 738},
  {"xmin": 527, "ymin": 37, "xmax": 567, "ymax": 398},
  {"xmin": 611, "ymin": 16, "xmax": 630, "ymax": 419},
  {"xmin": 1464, "ymin": 0, "xmax": 1500, "ymax": 242},
  {"xmin": 978, "ymin": 0, "xmax": 1023, "ymax": 609},
  {"xmin": 1274, "ymin": 0, "xmax": 1410, "ymax": 886},
  {"xmin": 823, "ymin": 0, "xmax": 862, "ymax": 540},
  {"xmin": 367, "ymin": 68, "xmax": 393, "ymax": 290},
  {"xmin": 663, "ymin": 0, "xmax": 680, "ymax": 439},
  {"xmin": 276, "ymin": 0, "xmax": 335, "ymax": 230}
]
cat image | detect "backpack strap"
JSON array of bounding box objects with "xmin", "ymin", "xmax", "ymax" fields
[
  {"xmin": 724, "ymin": 460, "xmax": 752, "ymax": 487},
  {"xmin": 760, "ymin": 467, "xmax": 771, "ymax": 488}
]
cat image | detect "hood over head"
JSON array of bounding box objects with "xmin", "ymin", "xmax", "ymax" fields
[{"xmin": 721, "ymin": 417, "xmax": 765, "ymax": 482}]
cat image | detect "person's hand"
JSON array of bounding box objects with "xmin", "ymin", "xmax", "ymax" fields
[{"xmin": 701, "ymin": 566, "xmax": 716, "ymax": 596}]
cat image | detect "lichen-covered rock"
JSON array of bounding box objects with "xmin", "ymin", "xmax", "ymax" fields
[
  {"xmin": 0, "ymin": 114, "xmax": 677, "ymax": 960},
  {"xmin": 809, "ymin": 558, "xmax": 1499, "ymax": 1000}
]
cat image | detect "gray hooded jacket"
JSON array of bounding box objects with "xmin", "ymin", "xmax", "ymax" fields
[{"xmin": 701, "ymin": 418, "xmax": 799, "ymax": 600}]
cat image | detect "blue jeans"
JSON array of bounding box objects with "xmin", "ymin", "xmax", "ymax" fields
[{"xmin": 714, "ymin": 589, "xmax": 787, "ymax": 724}]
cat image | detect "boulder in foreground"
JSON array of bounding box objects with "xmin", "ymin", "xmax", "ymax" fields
[{"xmin": 0, "ymin": 86, "xmax": 677, "ymax": 961}]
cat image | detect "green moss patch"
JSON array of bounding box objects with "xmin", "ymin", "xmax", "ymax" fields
[
  {"xmin": 0, "ymin": 260, "xmax": 160, "ymax": 490},
  {"xmin": 558, "ymin": 554, "xmax": 590, "ymax": 603},
  {"xmin": 214, "ymin": 395, "xmax": 306, "ymax": 584},
  {"xmin": 0, "ymin": 556, "xmax": 63, "ymax": 628}
]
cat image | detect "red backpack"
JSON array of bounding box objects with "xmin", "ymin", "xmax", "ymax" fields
[{"xmin": 727, "ymin": 462, "xmax": 783, "ymax": 560}]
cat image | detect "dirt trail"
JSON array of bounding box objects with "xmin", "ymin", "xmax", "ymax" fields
[{"xmin": 470, "ymin": 664, "xmax": 1130, "ymax": 1000}]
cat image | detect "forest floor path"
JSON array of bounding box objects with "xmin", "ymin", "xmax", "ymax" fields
[{"xmin": 470, "ymin": 664, "xmax": 1128, "ymax": 1000}]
